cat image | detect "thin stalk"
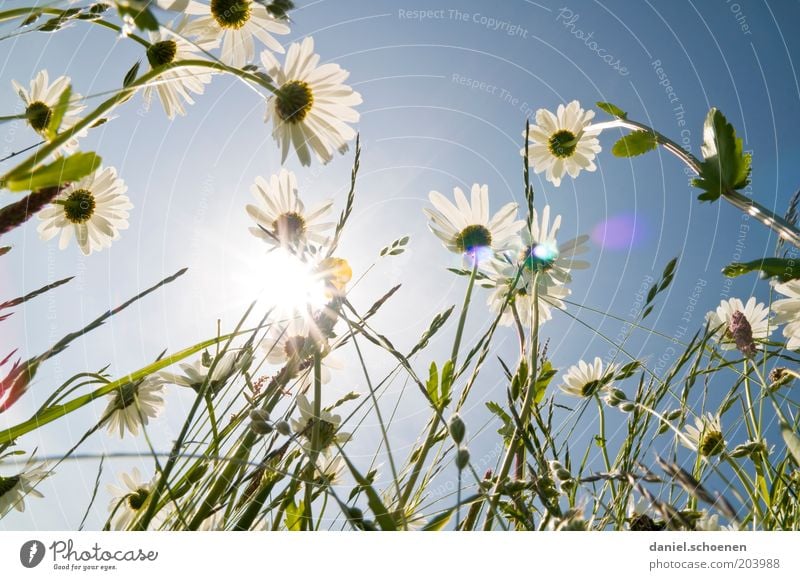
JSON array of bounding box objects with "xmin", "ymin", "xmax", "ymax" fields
[
  {"xmin": 304, "ymin": 352, "xmax": 323, "ymax": 529},
  {"xmin": 483, "ymin": 275, "xmax": 540, "ymax": 530},
  {"xmin": 451, "ymin": 260, "xmax": 479, "ymax": 366},
  {"xmin": 2, "ymin": 59, "xmax": 275, "ymax": 185},
  {"xmin": 592, "ymin": 117, "xmax": 800, "ymax": 248},
  {"xmin": 596, "ymin": 395, "xmax": 617, "ymax": 499},
  {"xmin": 398, "ymin": 258, "xmax": 478, "ymax": 512}
]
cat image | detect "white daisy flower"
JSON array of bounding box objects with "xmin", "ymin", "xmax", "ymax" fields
[
  {"xmin": 261, "ymin": 37, "xmax": 362, "ymax": 166},
  {"xmin": 705, "ymin": 297, "xmax": 772, "ymax": 355},
  {"xmin": 487, "ymin": 274, "xmax": 570, "ymax": 327},
  {"xmin": 559, "ymin": 357, "xmax": 618, "ymax": 398},
  {"xmin": 487, "ymin": 205, "xmax": 589, "ymax": 326},
  {"xmin": 182, "ymin": 0, "xmax": 289, "ymax": 67},
  {"xmin": 290, "ymin": 394, "xmax": 351, "ymax": 455},
  {"xmin": 424, "ymin": 183, "xmax": 524, "ymax": 261},
  {"xmin": 771, "ymin": 279, "xmax": 800, "ymax": 350},
  {"xmin": 102, "ymin": 376, "xmax": 166, "ymax": 439},
  {"xmin": 107, "ymin": 468, "xmax": 161, "ymax": 530},
  {"xmin": 0, "ymin": 456, "xmax": 50, "ymax": 517},
  {"xmin": 142, "ymin": 18, "xmax": 218, "ymax": 119},
  {"xmin": 36, "ymin": 166, "xmax": 132, "ymax": 256},
  {"xmin": 246, "ymin": 169, "xmax": 334, "ymax": 250},
  {"xmin": 695, "ymin": 511, "xmax": 736, "ymax": 531},
  {"xmin": 160, "ymin": 349, "xmax": 249, "ymax": 395},
  {"xmin": 523, "ymin": 100, "xmax": 602, "ymax": 187},
  {"xmin": 262, "ymin": 318, "xmax": 342, "ymax": 390},
  {"xmin": 682, "ymin": 413, "xmax": 725, "ymax": 457},
  {"xmin": 314, "ymin": 453, "xmax": 345, "ymax": 485},
  {"xmin": 12, "ymin": 69, "xmax": 87, "ymax": 155},
  {"xmin": 381, "ymin": 491, "xmax": 428, "ymax": 530},
  {"xmin": 627, "ymin": 495, "xmax": 664, "ymax": 531}
]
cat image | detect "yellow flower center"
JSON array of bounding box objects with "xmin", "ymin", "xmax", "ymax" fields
[
  {"xmin": 548, "ymin": 129, "xmax": 578, "ymax": 158},
  {"xmin": 62, "ymin": 189, "xmax": 96, "ymax": 224},
  {"xmin": 699, "ymin": 430, "xmax": 724, "ymax": 457},
  {"xmin": 275, "ymin": 80, "xmax": 314, "ymax": 124},
  {"xmin": 146, "ymin": 40, "xmax": 178, "ymax": 67},
  {"xmin": 126, "ymin": 488, "xmax": 149, "ymax": 511},
  {"xmin": 211, "ymin": 0, "xmax": 251, "ymax": 29},
  {"xmin": 455, "ymin": 224, "xmax": 492, "ymax": 253},
  {"xmin": 25, "ymin": 101, "xmax": 52, "ymax": 132},
  {"xmin": 272, "ymin": 212, "xmax": 306, "ymax": 244}
]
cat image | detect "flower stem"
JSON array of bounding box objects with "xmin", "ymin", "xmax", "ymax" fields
[
  {"xmin": 483, "ymin": 275, "xmax": 540, "ymax": 530},
  {"xmin": 592, "ymin": 117, "xmax": 800, "ymax": 248},
  {"xmin": 450, "ymin": 260, "xmax": 479, "ymax": 367},
  {"xmin": 596, "ymin": 395, "xmax": 617, "ymax": 499},
  {"xmin": 304, "ymin": 352, "xmax": 323, "ymax": 529},
  {"xmin": 3, "ymin": 59, "xmax": 275, "ymax": 183}
]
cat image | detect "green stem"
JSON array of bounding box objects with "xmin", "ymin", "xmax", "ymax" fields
[
  {"xmin": 594, "ymin": 117, "xmax": 800, "ymax": 248},
  {"xmin": 596, "ymin": 395, "xmax": 617, "ymax": 500},
  {"xmin": 397, "ymin": 260, "xmax": 478, "ymax": 516},
  {"xmin": 450, "ymin": 260, "xmax": 479, "ymax": 367},
  {"xmin": 304, "ymin": 352, "xmax": 323, "ymax": 529},
  {"xmin": 3, "ymin": 59, "xmax": 275, "ymax": 183},
  {"xmin": 483, "ymin": 275, "xmax": 540, "ymax": 530},
  {"xmin": 399, "ymin": 417, "xmax": 439, "ymax": 512}
]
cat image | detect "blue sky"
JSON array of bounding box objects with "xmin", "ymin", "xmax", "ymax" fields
[{"xmin": 1, "ymin": 0, "xmax": 799, "ymax": 529}]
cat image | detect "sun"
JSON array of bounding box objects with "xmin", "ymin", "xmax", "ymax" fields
[{"xmin": 255, "ymin": 249, "xmax": 329, "ymax": 318}]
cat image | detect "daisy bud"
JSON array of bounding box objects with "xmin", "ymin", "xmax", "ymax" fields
[
  {"xmin": 347, "ymin": 506, "xmax": 364, "ymax": 522},
  {"xmin": 250, "ymin": 420, "xmax": 273, "ymax": 435},
  {"xmin": 730, "ymin": 439, "xmax": 768, "ymax": 458},
  {"xmin": 609, "ymin": 388, "xmax": 628, "ymax": 402},
  {"xmin": 729, "ymin": 311, "xmax": 757, "ymax": 358},
  {"xmin": 769, "ymin": 367, "xmax": 792, "ymax": 389},
  {"xmin": 275, "ymin": 420, "xmax": 292, "ymax": 436},
  {"xmin": 449, "ymin": 414, "xmax": 466, "ymax": 444},
  {"xmin": 249, "ymin": 409, "xmax": 271, "ymax": 423},
  {"xmin": 455, "ymin": 447, "xmax": 470, "ymax": 470},
  {"xmin": 665, "ymin": 408, "xmax": 683, "ymax": 421},
  {"xmin": 619, "ymin": 401, "xmax": 636, "ymax": 413}
]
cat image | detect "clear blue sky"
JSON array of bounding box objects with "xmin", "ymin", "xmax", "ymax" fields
[{"xmin": 1, "ymin": 0, "xmax": 799, "ymax": 529}]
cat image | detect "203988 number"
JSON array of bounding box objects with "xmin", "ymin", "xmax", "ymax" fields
[{"xmin": 736, "ymin": 559, "xmax": 780, "ymax": 569}]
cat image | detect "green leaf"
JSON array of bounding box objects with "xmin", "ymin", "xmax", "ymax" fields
[
  {"xmin": 123, "ymin": 61, "xmax": 141, "ymax": 88},
  {"xmin": 440, "ymin": 359, "xmax": 454, "ymax": 405},
  {"xmin": 285, "ymin": 500, "xmax": 304, "ymax": 531},
  {"xmin": 426, "ymin": 362, "xmax": 439, "ymax": 405},
  {"xmin": 596, "ymin": 101, "xmax": 627, "ymax": 118},
  {"xmin": 116, "ymin": 3, "xmax": 159, "ymax": 31},
  {"xmin": 2, "ymin": 152, "xmax": 101, "ymax": 192},
  {"xmin": 46, "ymin": 84, "xmax": 72, "ymax": 141},
  {"xmin": 722, "ymin": 257, "xmax": 800, "ymax": 282},
  {"xmin": 611, "ymin": 131, "xmax": 657, "ymax": 157},
  {"xmin": 486, "ymin": 400, "xmax": 514, "ymax": 440},
  {"xmin": 781, "ymin": 423, "xmax": 800, "ymax": 466},
  {"xmin": 0, "ymin": 246, "xmax": 10, "ymax": 257},
  {"xmin": 693, "ymin": 108, "xmax": 752, "ymax": 202},
  {"xmin": 422, "ymin": 508, "xmax": 453, "ymax": 531},
  {"xmin": 615, "ymin": 360, "xmax": 641, "ymax": 380},
  {"xmin": 533, "ymin": 360, "xmax": 556, "ymax": 405}
]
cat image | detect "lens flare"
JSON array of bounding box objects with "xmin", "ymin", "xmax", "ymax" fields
[
  {"xmin": 256, "ymin": 250, "xmax": 328, "ymax": 317},
  {"xmin": 591, "ymin": 213, "xmax": 645, "ymax": 250}
]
